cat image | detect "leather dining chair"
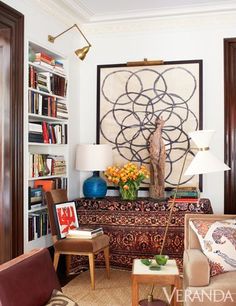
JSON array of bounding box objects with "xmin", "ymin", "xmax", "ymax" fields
[{"xmin": 45, "ymin": 189, "xmax": 110, "ymax": 289}]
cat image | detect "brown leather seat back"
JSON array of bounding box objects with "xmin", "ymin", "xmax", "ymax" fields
[
  {"xmin": 45, "ymin": 189, "xmax": 68, "ymax": 236},
  {"xmin": 0, "ymin": 248, "xmax": 61, "ymax": 306}
]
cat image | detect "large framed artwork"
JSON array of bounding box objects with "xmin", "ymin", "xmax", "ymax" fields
[{"xmin": 97, "ymin": 60, "xmax": 203, "ymax": 189}]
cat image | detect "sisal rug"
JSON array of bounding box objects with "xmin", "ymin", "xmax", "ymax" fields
[{"xmin": 63, "ymin": 268, "xmax": 171, "ymax": 306}]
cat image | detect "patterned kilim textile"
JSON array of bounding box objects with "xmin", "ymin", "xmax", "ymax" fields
[{"xmin": 71, "ymin": 197, "xmax": 212, "ymax": 273}]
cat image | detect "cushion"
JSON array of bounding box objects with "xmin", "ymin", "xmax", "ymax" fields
[
  {"xmin": 190, "ymin": 218, "xmax": 236, "ymax": 276},
  {"xmin": 45, "ymin": 289, "xmax": 78, "ymax": 306}
]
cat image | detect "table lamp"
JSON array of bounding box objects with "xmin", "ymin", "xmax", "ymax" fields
[
  {"xmin": 140, "ymin": 129, "xmax": 230, "ymax": 306},
  {"xmin": 75, "ymin": 144, "xmax": 113, "ymax": 198}
]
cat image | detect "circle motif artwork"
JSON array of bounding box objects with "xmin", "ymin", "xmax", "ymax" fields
[{"xmin": 98, "ymin": 62, "xmax": 202, "ymax": 187}]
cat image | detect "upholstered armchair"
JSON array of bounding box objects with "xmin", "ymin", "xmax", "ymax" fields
[{"xmin": 183, "ymin": 214, "xmax": 236, "ymax": 306}]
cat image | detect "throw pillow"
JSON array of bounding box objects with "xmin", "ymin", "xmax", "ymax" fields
[
  {"xmin": 190, "ymin": 218, "xmax": 236, "ymax": 276},
  {"xmin": 45, "ymin": 289, "xmax": 79, "ymax": 306}
]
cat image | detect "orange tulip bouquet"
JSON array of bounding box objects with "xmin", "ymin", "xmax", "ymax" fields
[{"xmin": 104, "ymin": 162, "xmax": 149, "ymax": 200}]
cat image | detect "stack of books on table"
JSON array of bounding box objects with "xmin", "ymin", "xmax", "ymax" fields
[
  {"xmin": 67, "ymin": 227, "xmax": 104, "ymax": 239},
  {"xmin": 169, "ymin": 186, "xmax": 200, "ymax": 203}
]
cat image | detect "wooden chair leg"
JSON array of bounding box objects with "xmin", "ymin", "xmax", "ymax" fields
[
  {"xmin": 104, "ymin": 246, "xmax": 110, "ymax": 279},
  {"xmin": 88, "ymin": 253, "xmax": 95, "ymax": 290},
  {"xmin": 53, "ymin": 252, "xmax": 60, "ymax": 271},
  {"xmin": 66, "ymin": 254, "xmax": 71, "ymax": 276}
]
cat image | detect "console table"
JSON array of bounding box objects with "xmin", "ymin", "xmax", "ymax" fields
[{"xmin": 71, "ymin": 197, "xmax": 212, "ymax": 273}]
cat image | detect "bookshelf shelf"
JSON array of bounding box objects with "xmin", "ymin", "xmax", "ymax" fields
[
  {"xmin": 25, "ymin": 41, "xmax": 69, "ymax": 252},
  {"xmin": 28, "ymin": 87, "xmax": 66, "ymax": 100},
  {"xmin": 28, "ymin": 142, "xmax": 67, "ymax": 146},
  {"xmin": 29, "ymin": 61, "xmax": 66, "ymax": 77},
  {"xmin": 28, "ymin": 174, "xmax": 67, "ymax": 181},
  {"xmin": 29, "ymin": 205, "xmax": 47, "ymax": 213}
]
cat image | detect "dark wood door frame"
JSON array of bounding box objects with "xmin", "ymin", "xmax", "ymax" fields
[
  {"xmin": 224, "ymin": 38, "xmax": 236, "ymax": 214},
  {"xmin": 0, "ymin": 1, "xmax": 24, "ymax": 261}
]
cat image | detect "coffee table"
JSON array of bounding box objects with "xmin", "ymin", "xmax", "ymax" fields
[{"xmin": 131, "ymin": 259, "xmax": 180, "ymax": 306}]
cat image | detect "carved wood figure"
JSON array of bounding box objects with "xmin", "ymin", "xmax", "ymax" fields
[{"xmin": 149, "ymin": 117, "xmax": 166, "ymax": 198}]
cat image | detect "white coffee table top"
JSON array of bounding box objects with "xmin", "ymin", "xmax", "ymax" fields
[{"xmin": 132, "ymin": 259, "xmax": 179, "ymax": 275}]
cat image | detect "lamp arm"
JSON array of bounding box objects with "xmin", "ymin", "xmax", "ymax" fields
[
  {"xmin": 51, "ymin": 24, "xmax": 77, "ymax": 40},
  {"xmin": 49, "ymin": 24, "xmax": 91, "ymax": 46},
  {"xmin": 75, "ymin": 24, "xmax": 91, "ymax": 47},
  {"xmin": 160, "ymin": 147, "xmax": 190, "ymax": 255}
]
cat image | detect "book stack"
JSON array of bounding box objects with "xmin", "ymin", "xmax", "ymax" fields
[
  {"xmin": 67, "ymin": 227, "xmax": 104, "ymax": 239},
  {"xmin": 29, "ymin": 154, "xmax": 66, "ymax": 178},
  {"xmin": 34, "ymin": 52, "xmax": 54, "ymax": 69},
  {"xmin": 56, "ymin": 100, "xmax": 68, "ymax": 119},
  {"xmin": 28, "ymin": 122, "xmax": 43, "ymax": 143},
  {"xmin": 32, "ymin": 52, "xmax": 65, "ymax": 74},
  {"xmin": 28, "ymin": 210, "xmax": 51, "ymax": 241},
  {"xmin": 28, "ymin": 66, "xmax": 67, "ymax": 98},
  {"xmin": 50, "ymin": 74, "xmax": 67, "ymax": 97},
  {"xmin": 49, "ymin": 155, "xmax": 66, "ymax": 175},
  {"xmin": 37, "ymin": 72, "xmax": 51, "ymax": 93},
  {"xmin": 54, "ymin": 60, "xmax": 64, "ymax": 74},
  {"xmin": 28, "ymin": 186, "xmax": 43, "ymax": 210},
  {"xmin": 29, "ymin": 121, "xmax": 67, "ymax": 144},
  {"xmin": 34, "ymin": 177, "xmax": 67, "ymax": 191},
  {"xmin": 169, "ymin": 186, "xmax": 200, "ymax": 203}
]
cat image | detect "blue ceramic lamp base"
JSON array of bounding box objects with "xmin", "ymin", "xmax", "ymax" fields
[{"xmin": 83, "ymin": 171, "xmax": 107, "ymax": 199}]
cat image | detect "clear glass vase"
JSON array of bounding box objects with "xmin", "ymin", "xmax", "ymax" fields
[{"xmin": 119, "ymin": 185, "xmax": 138, "ymax": 200}]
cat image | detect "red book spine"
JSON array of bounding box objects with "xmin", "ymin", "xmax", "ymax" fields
[{"xmin": 42, "ymin": 121, "xmax": 49, "ymax": 143}]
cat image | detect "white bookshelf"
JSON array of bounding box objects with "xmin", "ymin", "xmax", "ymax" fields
[{"xmin": 24, "ymin": 41, "xmax": 69, "ymax": 252}]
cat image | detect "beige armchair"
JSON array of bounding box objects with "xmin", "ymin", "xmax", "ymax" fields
[{"xmin": 183, "ymin": 214, "xmax": 236, "ymax": 306}]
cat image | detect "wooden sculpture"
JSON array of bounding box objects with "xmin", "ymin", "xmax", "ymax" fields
[{"xmin": 149, "ymin": 117, "xmax": 166, "ymax": 198}]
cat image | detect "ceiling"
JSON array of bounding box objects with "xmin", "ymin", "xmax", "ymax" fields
[{"xmin": 39, "ymin": 0, "xmax": 236, "ymax": 23}]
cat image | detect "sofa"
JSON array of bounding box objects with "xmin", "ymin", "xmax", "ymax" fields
[
  {"xmin": 0, "ymin": 248, "xmax": 77, "ymax": 306},
  {"xmin": 183, "ymin": 214, "xmax": 236, "ymax": 306}
]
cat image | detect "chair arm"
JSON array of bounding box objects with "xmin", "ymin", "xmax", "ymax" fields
[{"xmin": 183, "ymin": 249, "xmax": 210, "ymax": 287}]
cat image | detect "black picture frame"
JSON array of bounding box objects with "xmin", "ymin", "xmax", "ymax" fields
[
  {"xmin": 53, "ymin": 201, "xmax": 79, "ymax": 239},
  {"xmin": 97, "ymin": 60, "xmax": 203, "ymax": 191}
]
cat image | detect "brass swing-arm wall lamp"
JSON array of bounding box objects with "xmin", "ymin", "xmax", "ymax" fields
[{"xmin": 48, "ymin": 24, "xmax": 91, "ymax": 60}]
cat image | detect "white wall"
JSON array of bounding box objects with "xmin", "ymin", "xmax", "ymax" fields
[{"xmin": 78, "ymin": 11, "xmax": 236, "ymax": 213}]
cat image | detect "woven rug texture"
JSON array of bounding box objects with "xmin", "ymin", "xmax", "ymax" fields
[{"xmin": 63, "ymin": 268, "xmax": 172, "ymax": 306}]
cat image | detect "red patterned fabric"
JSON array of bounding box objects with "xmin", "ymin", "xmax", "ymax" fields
[{"xmin": 70, "ymin": 197, "xmax": 212, "ymax": 273}]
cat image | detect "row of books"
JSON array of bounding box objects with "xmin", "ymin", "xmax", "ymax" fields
[
  {"xmin": 29, "ymin": 154, "xmax": 66, "ymax": 178},
  {"xmin": 33, "ymin": 52, "xmax": 65, "ymax": 74},
  {"xmin": 29, "ymin": 122, "xmax": 67, "ymax": 144},
  {"xmin": 28, "ymin": 179, "xmax": 67, "ymax": 210},
  {"xmin": 28, "ymin": 211, "xmax": 51, "ymax": 241},
  {"xmin": 28, "ymin": 91, "xmax": 68, "ymax": 119},
  {"xmin": 169, "ymin": 186, "xmax": 200, "ymax": 203},
  {"xmin": 67, "ymin": 227, "xmax": 104, "ymax": 239},
  {"xmin": 29, "ymin": 66, "xmax": 67, "ymax": 97}
]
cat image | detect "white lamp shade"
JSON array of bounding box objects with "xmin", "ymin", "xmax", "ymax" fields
[
  {"xmin": 76, "ymin": 144, "xmax": 113, "ymax": 171},
  {"xmin": 185, "ymin": 129, "xmax": 230, "ymax": 176},
  {"xmin": 188, "ymin": 129, "xmax": 215, "ymax": 148},
  {"xmin": 185, "ymin": 150, "xmax": 230, "ymax": 175}
]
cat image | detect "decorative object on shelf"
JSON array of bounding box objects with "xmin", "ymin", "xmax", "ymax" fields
[
  {"xmin": 142, "ymin": 129, "xmax": 230, "ymax": 305},
  {"xmin": 76, "ymin": 144, "xmax": 113, "ymax": 199},
  {"xmin": 149, "ymin": 117, "xmax": 166, "ymax": 198},
  {"xmin": 28, "ymin": 45, "xmax": 36, "ymax": 62},
  {"xmin": 104, "ymin": 162, "xmax": 149, "ymax": 200},
  {"xmin": 97, "ymin": 60, "xmax": 202, "ymax": 190},
  {"xmin": 48, "ymin": 24, "xmax": 91, "ymax": 60}
]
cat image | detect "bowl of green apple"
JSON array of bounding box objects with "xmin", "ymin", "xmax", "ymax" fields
[{"xmin": 154, "ymin": 255, "xmax": 169, "ymax": 266}]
